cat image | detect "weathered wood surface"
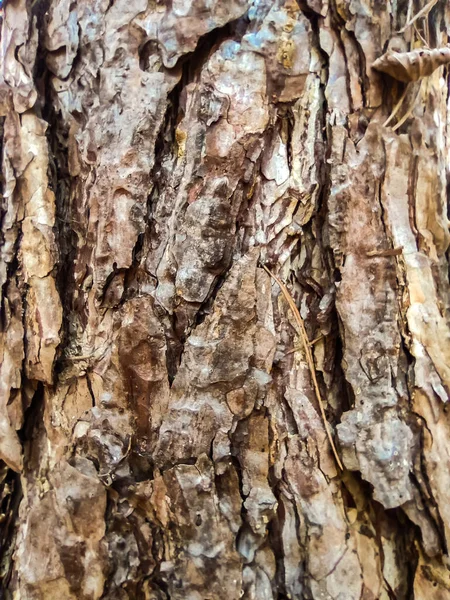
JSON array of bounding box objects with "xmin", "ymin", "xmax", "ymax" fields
[{"xmin": 0, "ymin": 0, "xmax": 449, "ymax": 598}]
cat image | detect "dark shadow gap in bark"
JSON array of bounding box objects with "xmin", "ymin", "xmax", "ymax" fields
[
  {"xmin": 163, "ymin": 14, "xmax": 250, "ymax": 86},
  {"xmin": 42, "ymin": 74, "xmax": 77, "ymax": 377},
  {"xmin": 35, "ymin": 0, "xmax": 75, "ymax": 314},
  {"xmin": 417, "ymin": 429, "xmax": 448, "ymax": 554},
  {"xmin": 0, "ymin": 383, "xmax": 46, "ymax": 596},
  {"xmin": 0, "ymin": 115, "xmax": 5, "ymax": 286},
  {"xmin": 146, "ymin": 527, "xmax": 172, "ymax": 600},
  {"xmin": 17, "ymin": 382, "xmax": 44, "ymax": 455},
  {"xmin": 266, "ymin": 462, "xmax": 296, "ymax": 598},
  {"xmin": 327, "ymin": 1, "xmax": 370, "ymax": 109},
  {"xmin": 85, "ymin": 371, "xmax": 96, "ymax": 408},
  {"xmin": 0, "ymin": 244, "xmax": 21, "ymax": 335},
  {"xmin": 147, "ymin": 16, "xmax": 252, "ymax": 384},
  {"xmin": 0, "ymin": 467, "xmax": 22, "ymax": 598},
  {"xmin": 385, "ymin": 505, "xmax": 420, "ymax": 599}
]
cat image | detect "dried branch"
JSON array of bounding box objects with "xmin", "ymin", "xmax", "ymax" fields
[
  {"xmin": 392, "ymin": 80, "xmax": 423, "ymax": 131},
  {"xmin": 383, "ymin": 84, "xmax": 410, "ymax": 127},
  {"xmin": 413, "ymin": 22, "xmax": 430, "ymax": 48},
  {"xmin": 398, "ymin": 0, "xmax": 440, "ymax": 33},
  {"xmin": 283, "ymin": 335, "xmax": 324, "ymax": 357},
  {"xmin": 263, "ymin": 265, "xmax": 344, "ymax": 471},
  {"xmin": 366, "ymin": 247, "xmax": 404, "ymax": 257}
]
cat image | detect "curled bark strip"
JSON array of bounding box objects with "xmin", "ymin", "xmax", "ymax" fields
[
  {"xmin": 262, "ymin": 265, "xmax": 344, "ymax": 471},
  {"xmin": 372, "ymin": 46, "xmax": 450, "ymax": 82}
]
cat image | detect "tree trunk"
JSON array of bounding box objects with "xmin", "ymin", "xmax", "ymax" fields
[{"xmin": 1, "ymin": 0, "xmax": 450, "ymax": 598}]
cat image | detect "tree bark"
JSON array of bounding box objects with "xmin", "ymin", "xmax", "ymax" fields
[{"xmin": 0, "ymin": 0, "xmax": 450, "ymax": 598}]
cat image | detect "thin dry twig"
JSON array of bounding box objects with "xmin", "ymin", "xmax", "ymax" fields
[
  {"xmin": 283, "ymin": 335, "xmax": 324, "ymax": 358},
  {"xmin": 406, "ymin": 0, "xmax": 413, "ymax": 27},
  {"xmin": 366, "ymin": 246, "xmax": 403, "ymax": 257},
  {"xmin": 392, "ymin": 80, "xmax": 423, "ymax": 131},
  {"xmin": 413, "ymin": 22, "xmax": 429, "ymax": 48},
  {"xmin": 383, "ymin": 84, "xmax": 410, "ymax": 127},
  {"xmin": 263, "ymin": 265, "xmax": 344, "ymax": 471},
  {"xmin": 398, "ymin": 0, "xmax": 439, "ymax": 33}
]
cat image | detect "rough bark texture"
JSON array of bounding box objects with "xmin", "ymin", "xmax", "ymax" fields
[{"xmin": 0, "ymin": 0, "xmax": 450, "ymax": 598}]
